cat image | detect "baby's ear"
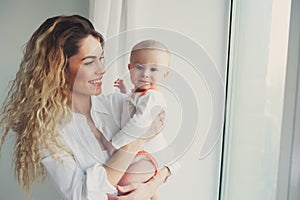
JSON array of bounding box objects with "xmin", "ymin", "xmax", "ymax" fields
[{"xmin": 128, "ymin": 64, "xmax": 132, "ymax": 70}]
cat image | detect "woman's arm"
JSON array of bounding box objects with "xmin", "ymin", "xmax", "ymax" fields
[
  {"xmin": 104, "ymin": 109, "xmax": 166, "ymax": 186},
  {"xmin": 104, "ymin": 139, "xmax": 143, "ymax": 185},
  {"xmin": 41, "ymin": 151, "xmax": 116, "ymax": 200}
]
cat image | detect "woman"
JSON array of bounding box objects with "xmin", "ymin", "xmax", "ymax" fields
[{"xmin": 0, "ymin": 15, "xmax": 170, "ymax": 200}]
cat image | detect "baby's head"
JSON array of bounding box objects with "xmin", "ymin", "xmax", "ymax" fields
[{"xmin": 128, "ymin": 40, "xmax": 170, "ymax": 90}]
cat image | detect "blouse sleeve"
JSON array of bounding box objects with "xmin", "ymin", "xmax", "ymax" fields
[
  {"xmin": 41, "ymin": 151, "xmax": 116, "ymax": 200},
  {"xmin": 111, "ymin": 90, "xmax": 166, "ymax": 149}
]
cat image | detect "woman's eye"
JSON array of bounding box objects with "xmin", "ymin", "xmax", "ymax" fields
[{"xmin": 84, "ymin": 61, "xmax": 94, "ymax": 65}]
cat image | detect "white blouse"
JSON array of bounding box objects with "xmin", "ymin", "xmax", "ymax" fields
[
  {"xmin": 41, "ymin": 93, "xmax": 125, "ymax": 200},
  {"xmin": 111, "ymin": 90, "xmax": 167, "ymax": 149}
]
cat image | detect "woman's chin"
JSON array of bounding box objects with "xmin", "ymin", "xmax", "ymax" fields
[
  {"xmin": 92, "ymin": 87, "xmax": 102, "ymax": 96},
  {"xmin": 93, "ymin": 90, "xmax": 102, "ymax": 96}
]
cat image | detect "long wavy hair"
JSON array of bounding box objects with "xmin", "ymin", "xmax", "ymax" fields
[{"xmin": 0, "ymin": 15, "xmax": 104, "ymax": 193}]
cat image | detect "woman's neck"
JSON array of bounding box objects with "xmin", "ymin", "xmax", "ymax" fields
[{"xmin": 71, "ymin": 93, "xmax": 92, "ymax": 117}]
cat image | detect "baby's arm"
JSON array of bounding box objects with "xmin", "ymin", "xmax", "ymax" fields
[
  {"xmin": 111, "ymin": 90, "xmax": 166, "ymax": 149},
  {"xmin": 114, "ymin": 78, "xmax": 128, "ymax": 94}
]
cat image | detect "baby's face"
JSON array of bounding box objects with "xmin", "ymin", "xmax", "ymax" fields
[{"xmin": 129, "ymin": 49, "xmax": 169, "ymax": 90}]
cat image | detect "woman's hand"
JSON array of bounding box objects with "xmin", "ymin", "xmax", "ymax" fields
[
  {"xmin": 121, "ymin": 109, "xmax": 166, "ymax": 152},
  {"xmin": 107, "ymin": 182, "xmax": 153, "ymax": 200},
  {"xmin": 138, "ymin": 109, "xmax": 166, "ymax": 143},
  {"xmin": 107, "ymin": 167, "xmax": 170, "ymax": 200}
]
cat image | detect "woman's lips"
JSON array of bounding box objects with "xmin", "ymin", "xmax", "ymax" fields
[{"xmin": 88, "ymin": 78, "xmax": 102, "ymax": 86}]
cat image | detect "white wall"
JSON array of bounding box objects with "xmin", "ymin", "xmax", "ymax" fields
[{"xmin": 0, "ymin": 0, "xmax": 88, "ymax": 199}]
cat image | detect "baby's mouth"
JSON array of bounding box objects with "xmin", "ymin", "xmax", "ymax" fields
[{"xmin": 139, "ymin": 80, "xmax": 150, "ymax": 84}]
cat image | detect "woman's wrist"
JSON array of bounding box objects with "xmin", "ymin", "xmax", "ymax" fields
[
  {"xmin": 104, "ymin": 140, "xmax": 144, "ymax": 185},
  {"xmin": 121, "ymin": 139, "xmax": 144, "ymax": 153}
]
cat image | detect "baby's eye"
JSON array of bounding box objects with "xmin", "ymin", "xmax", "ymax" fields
[
  {"xmin": 150, "ymin": 67, "xmax": 158, "ymax": 72},
  {"xmin": 135, "ymin": 65, "xmax": 144, "ymax": 70}
]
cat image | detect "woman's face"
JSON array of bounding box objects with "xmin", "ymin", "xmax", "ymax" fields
[{"xmin": 67, "ymin": 35, "xmax": 105, "ymax": 97}]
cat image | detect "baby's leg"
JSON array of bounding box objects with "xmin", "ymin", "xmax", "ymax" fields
[
  {"xmin": 118, "ymin": 158, "xmax": 159, "ymax": 199},
  {"xmin": 118, "ymin": 158, "xmax": 156, "ymax": 186}
]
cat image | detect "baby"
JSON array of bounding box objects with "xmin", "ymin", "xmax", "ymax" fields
[{"xmin": 102, "ymin": 40, "xmax": 178, "ymax": 199}]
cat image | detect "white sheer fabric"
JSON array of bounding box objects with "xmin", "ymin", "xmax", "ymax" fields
[
  {"xmin": 89, "ymin": 0, "xmax": 123, "ymax": 38},
  {"xmin": 89, "ymin": 0, "xmax": 135, "ymax": 93}
]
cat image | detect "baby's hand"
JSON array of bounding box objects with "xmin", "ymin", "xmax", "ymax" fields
[{"xmin": 114, "ymin": 78, "xmax": 127, "ymax": 94}]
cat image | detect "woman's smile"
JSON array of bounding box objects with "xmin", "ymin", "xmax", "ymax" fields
[{"xmin": 88, "ymin": 77, "xmax": 103, "ymax": 87}]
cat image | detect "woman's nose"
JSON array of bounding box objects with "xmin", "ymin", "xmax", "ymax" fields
[{"xmin": 95, "ymin": 61, "xmax": 105, "ymax": 75}]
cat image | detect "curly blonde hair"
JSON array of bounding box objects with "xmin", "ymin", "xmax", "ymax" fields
[{"xmin": 0, "ymin": 15, "xmax": 104, "ymax": 193}]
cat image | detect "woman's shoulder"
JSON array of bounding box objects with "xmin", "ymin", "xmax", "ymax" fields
[
  {"xmin": 89, "ymin": 93, "xmax": 126, "ymax": 122},
  {"xmin": 92, "ymin": 93, "xmax": 126, "ymax": 110},
  {"xmin": 93, "ymin": 93, "xmax": 125, "ymax": 102}
]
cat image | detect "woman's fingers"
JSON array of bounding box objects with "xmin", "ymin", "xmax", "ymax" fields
[
  {"xmin": 116, "ymin": 182, "xmax": 154, "ymax": 200},
  {"xmin": 141, "ymin": 109, "xmax": 166, "ymax": 140},
  {"xmin": 107, "ymin": 193, "xmax": 120, "ymax": 200},
  {"xmin": 158, "ymin": 109, "xmax": 166, "ymax": 125},
  {"xmin": 155, "ymin": 109, "xmax": 166, "ymax": 134},
  {"xmin": 117, "ymin": 183, "xmax": 141, "ymax": 195}
]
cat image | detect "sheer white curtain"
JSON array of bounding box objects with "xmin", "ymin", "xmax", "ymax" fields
[
  {"xmin": 89, "ymin": 0, "xmax": 136, "ymax": 92},
  {"xmin": 89, "ymin": 0, "xmax": 123, "ymax": 38}
]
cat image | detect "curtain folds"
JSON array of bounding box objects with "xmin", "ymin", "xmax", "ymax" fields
[
  {"xmin": 89, "ymin": 0, "xmax": 133, "ymax": 92},
  {"xmin": 89, "ymin": 0, "xmax": 124, "ymax": 38}
]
